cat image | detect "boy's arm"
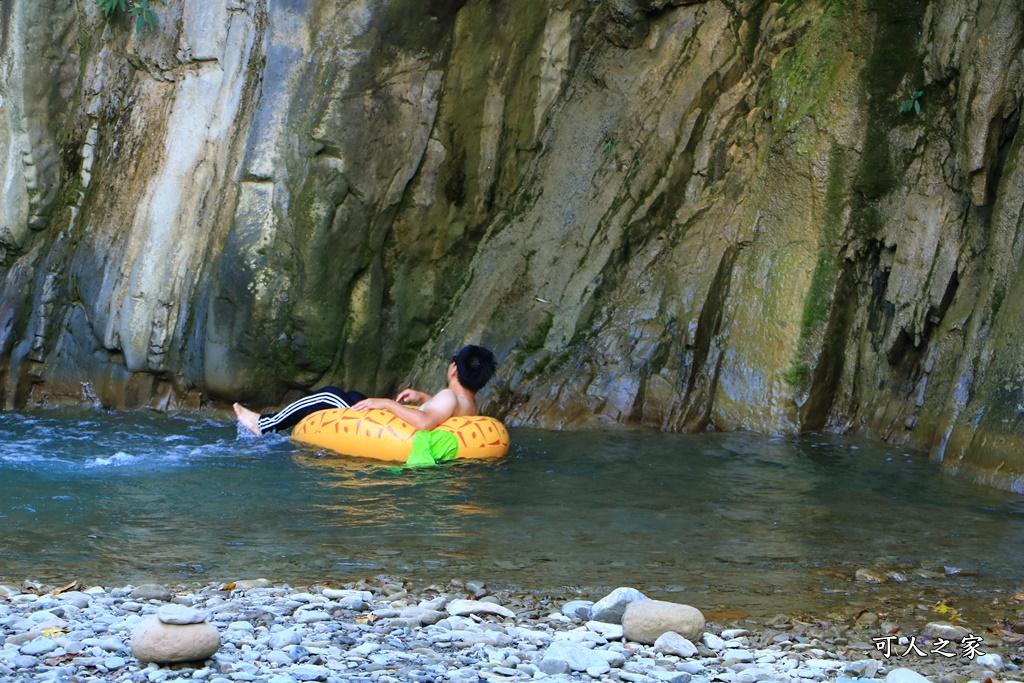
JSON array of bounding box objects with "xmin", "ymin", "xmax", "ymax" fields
[{"xmin": 350, "ymin": 390, "xmax": 457, "ymax": 431}]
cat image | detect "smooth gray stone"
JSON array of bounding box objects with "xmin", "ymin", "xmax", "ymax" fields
[
  {"xmin": 268, "ymin": 628, "xmax": 303, "ymax": 649},
  {"xmin": 129, "ymin": 585, "xmax": 173, "ymax": 601},
  {"xmin": 561, "ymin": 600, "xmax": 593, "ymax": 620},
  {"xmin": 12, "ymin": 655, "xmax": 39, "ymax": 669},
  {"xmin": 20, "ymin": 638, "xmax": 58, "ymax": 656},
  {"xmin": 157, "ymin": 603, "xmax": 209, "ymax": 625},
  {"xmin": 446, "ymin": 599, "xmax": 515, "ymax": 619},
  {"xmin": 542, "ymin": 641, "xmax": 610, "ymax": 675},
  {"xmin": 590, "ymin": 587, "xmax": 648, "ymax": 624},
  {"xmin": 264, "ymin": 650, "xmax": 294, "ymax": 666},
  {"xmin": 654, "ymin": 631, "xmax": 699, "ymax": 657},
  {"xmin": 538, "ymin": 658, "xmax": 570, "ymax": 675},
  {"xmin": 55, "ymin": 592, "xmax": 92, "ymax": 609},
  {"xmin": 104, "ymin": 655, "xmax": 127, "ymax": 669}
]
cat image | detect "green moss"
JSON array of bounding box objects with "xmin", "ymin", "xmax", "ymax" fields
[
  {"xmin": 783, "ymin": 363, "xmax": 811, "ymax": 387},
  {"xmin": 785, "ymin": 147, "xmax": 849, "ymax": 387},
  {"xmin": 991, "ymin": 284, "xmax": 1006, "ymax": 318},
  {"xmin": 522, "ymin": 313, "xmax": 553, "ymax": 355},
  {"xmin": 768, "ymin": 0, "xmax": 856, "ymax": 143}
]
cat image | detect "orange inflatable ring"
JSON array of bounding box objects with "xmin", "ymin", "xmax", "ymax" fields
[{"xmin": 291, "ymin": 408, "xmax": 510, "ymax": 464}]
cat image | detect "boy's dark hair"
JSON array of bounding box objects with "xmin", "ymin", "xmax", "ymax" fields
[{"xmin": 453, "ymin": 345, "xmax": 497, "ymax": 392}]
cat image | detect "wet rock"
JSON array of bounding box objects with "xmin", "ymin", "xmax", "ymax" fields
[
  {"xmin": 855, "ymin": 568, "xmax": 887, "ymax": 584},
  {"xmin": 591, "ymin": 587, "xmax": 648, "ymax": 624},
  {"xmin": 653, "ymin": 631, "xmax": 699, "ymax": 657},
  {"xmin": 974, "ymin": 653, "xmax": 1003, "ymax": 670},
  {"xmin": 130, "ymin": 615, "xmax": 221, "ymax": 664},
  {"xmin": 622, "ymin": 600, "xmax": 705, "ymax": 643},
  {"xmin": 921, "ymin": 622, "xmax": 969, "ymax": 641}
]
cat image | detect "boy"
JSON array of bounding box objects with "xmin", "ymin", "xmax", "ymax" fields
[{"xmin": 233, "ymin": 344, "xmax": 497, "ymax": 435}]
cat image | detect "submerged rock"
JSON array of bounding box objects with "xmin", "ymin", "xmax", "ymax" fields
[{"xmin": 921, "ymin": 622, "xmax": 970, "ymax": 641}]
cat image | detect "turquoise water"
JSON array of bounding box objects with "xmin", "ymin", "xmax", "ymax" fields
[{"xmin": 1, "ymin": 407, "xmax": 1023, "ymax": 619}]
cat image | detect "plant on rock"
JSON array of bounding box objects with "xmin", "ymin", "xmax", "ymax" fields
[
  {"xmin": 97, "ymin": 0, "xmax": 163, "ymax": 33},
  {"xmin": 899, "ymin": 90, "xmax": 923, "ymax": 116}
]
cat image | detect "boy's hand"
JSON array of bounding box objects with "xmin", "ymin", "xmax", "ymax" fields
[
  {"xmin": 350, "ymin": 398, "xmax": 390, "ymax": 412},
  {"xmin": 396, "ymin": 389, "xmax": 430, "ymax": 404}
]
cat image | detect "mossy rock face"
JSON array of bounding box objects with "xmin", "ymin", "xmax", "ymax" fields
[{"xmin": 4, "ymin": 0, "xmax": 1024, "ymax": 489}]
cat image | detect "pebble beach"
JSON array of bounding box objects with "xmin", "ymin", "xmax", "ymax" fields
[{"xmin": 2, "ymin": 577, "xmax": 1023, "ymax": 683}]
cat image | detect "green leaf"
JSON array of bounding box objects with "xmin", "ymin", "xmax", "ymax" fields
[
  {"xmin": 899, "ymin": 100, "xmax": 913, "ymax": 113},
  {"xmin": 914, "ymin": 100, "xmax": 921, "ymax": 115},
  {"xmin": 96, "ymin": 0, "xmax": 125, "ymax": 17},
  {"xmin": 129, "ymin": 0, "xmax": 159, "ymax": 33}
]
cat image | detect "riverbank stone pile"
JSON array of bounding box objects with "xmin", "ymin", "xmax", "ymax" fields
[{"xmin": 0, "ymin": 579, "xmax": 1020, "ymax": 683}]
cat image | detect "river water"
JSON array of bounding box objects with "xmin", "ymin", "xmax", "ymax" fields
[{"xmin": 1, "ymin": 407, "xmax": 1022, "ymax": 623}]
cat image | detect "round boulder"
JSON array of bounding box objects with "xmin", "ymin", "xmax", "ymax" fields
[
  {"xmin": 622, "ymin": 599, "xmax": 705, "ymax": 644},
  {"xmin": 131, "ymin": 615, "xmax": 221, "ymax": 664}
]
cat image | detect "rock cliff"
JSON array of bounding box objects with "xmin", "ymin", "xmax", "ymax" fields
[{"xmin": 1, "ymin": 0, "xmax": 1022, "ymax": 491}]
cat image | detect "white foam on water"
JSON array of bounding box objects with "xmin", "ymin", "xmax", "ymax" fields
[{"xmin": 84, "ymin": 451, "xmax": 144, "ymax": 468}]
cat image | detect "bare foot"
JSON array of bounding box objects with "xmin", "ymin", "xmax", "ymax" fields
[{"xmin": 233, "ymin": 402, "xmax": 262, "ymax": 436}]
